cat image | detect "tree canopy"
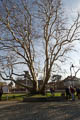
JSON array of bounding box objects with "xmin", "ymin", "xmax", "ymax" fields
[{"xmin": 0, "ymin": 0, "xmax": 80, "ymax": 94}]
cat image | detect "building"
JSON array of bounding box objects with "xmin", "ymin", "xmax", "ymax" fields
[
  {"xmin": 2, "ymin": 85, "xmax": 9, "ymax": 93},
  {"xmin": 63, "ymin": 76, "xmax": 80, "ymax": 87},
  {"xmin": 0, "ymin": 82, "xmax": 9, "ymax": 93},
  {"xmin": 15, "ymin": 79, "xmax": 43, "ymax": 92},
  {"xmin": 46, "ymin": 80, "xmax": 65, "ymax": 90}
]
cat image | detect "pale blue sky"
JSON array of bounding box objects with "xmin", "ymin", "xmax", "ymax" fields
[
  {"xmin": 63, "ymin": 0, "xmax": 80, "ymax": 16},
  {"xmin": 1, "ymin": 0, "xmax": 80, "ymax": 80},
  {"xmin": 61, "ymin": 0, "xmax": 80, "ymax": 78},
  {"xmin": 63, "ymin": 0, "xmax": 80, "ymax": 8}
]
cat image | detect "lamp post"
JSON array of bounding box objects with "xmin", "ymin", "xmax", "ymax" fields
[
  {"xmin": 70, "ymin": 64, "xmax": 75, "ymax": 77},
  {"xmin": 70, "ymin": 64, "xmax": 76, "ymax": 86}
]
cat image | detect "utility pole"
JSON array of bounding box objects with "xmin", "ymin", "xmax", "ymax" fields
[{"xmin": 70, "ymin": 64, "xmax": 75, "ymax": 77}]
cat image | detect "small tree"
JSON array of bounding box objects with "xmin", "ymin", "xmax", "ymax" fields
[{"xmin": 0, "ymin": 0, "xmax": 80, "ymax": 94}]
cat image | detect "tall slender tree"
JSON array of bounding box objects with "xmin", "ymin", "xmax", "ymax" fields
[{"xmin": 0, "ymin": 0, "xmax": 80, "ymax": 94}]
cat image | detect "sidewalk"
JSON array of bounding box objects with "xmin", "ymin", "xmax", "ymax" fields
[
  {"xmin": 0, "ymin": 101, "xmax": 18, "ymax": 109},
  {"xmin": 0, "ymin": 100, "xmax": 80, "ymax": 120}
]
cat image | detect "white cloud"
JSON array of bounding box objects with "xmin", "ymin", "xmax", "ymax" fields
[{"xmin": 63, "ymin": 0, "xmax": 80, "ymax": 18}]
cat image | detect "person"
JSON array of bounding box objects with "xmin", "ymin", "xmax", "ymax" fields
[
  {"xmin": 76, "ymin": 87, "xmax": 80, "ymax": 99},
  {"xmin": 70, "ymin": 86, "xmax": 75, "ymax": 101},
  {"xmin": 65, "ymin": 87, "xmax": 71, "ymax": 100},
  {"xmin": 50, "ymin": 87, "xmax": 55, "ymax": 95},
  {"xmin": 0, "ymin": 87, "xmax": 3, "ymax": 101}
]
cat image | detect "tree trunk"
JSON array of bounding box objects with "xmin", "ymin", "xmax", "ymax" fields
[
  {"xmin": 40, "ymin": 70, "xmax": 50, "ymax": 94},
  {"xmin": 28, "ymin": 80, "xmax": 39, "ymax": 95}
]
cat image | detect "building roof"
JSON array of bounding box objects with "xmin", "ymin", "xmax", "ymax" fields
[{"xmin": 63, "ymin": 76, "xmax": 79, "ymax": 82}]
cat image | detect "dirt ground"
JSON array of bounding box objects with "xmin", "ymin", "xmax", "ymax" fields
[{"xmin": 0, "ymin": 100, "xmax": 80, "ymax": 120}]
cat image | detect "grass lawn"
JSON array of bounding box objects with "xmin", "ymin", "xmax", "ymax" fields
[
  {"xmin": 1, "ymin": 92, "xmax": 64, "ymax": 101},
  {"xmin": 27, "ymin": 92, "xmax": 62, "ymax": 98},
  {"xmin": 2, "ymin": 93, "xmax": 27, "ymax": 101}
]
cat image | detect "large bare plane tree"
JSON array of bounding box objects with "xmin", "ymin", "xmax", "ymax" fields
[{"xmin": 0, "ymin": 0, "xmax": 80, "ymax": 94}]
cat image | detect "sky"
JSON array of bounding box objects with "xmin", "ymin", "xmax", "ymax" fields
[
  {"xmin": 63, "ymin": 0, "xmax": 80, "ymax": 19},
  {"xmin": 1, "ymin": 0, "xmax": 80, "ymax": 81},
  {"xmin": 61, "ymin": 0, "xmax": 80, "ymax": 78},
  {"xmin": 18, "ymin": 0, "xmax": 80, "ymax": 78},
  {"xmin": 63, "ymin": 0, "xmax": 80, "ymax": 11}
]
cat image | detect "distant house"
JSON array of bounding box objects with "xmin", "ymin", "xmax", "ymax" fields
[
  {"xmin": 15, "ymin": 79, "xmax": 28, "ymax": 92},
  {"xmin": 15, "ymin": 79, "xmax": 43, "ymax": 92},
  {"xmin": 46, "ymin": 80, "xmax": 65, "ymax": 90},
  {"xmin": 2, "ymin": 85, "xmax": 9, "ymax": 93},
  {"xmin": 0, "ymin": 82, "xmax": 9, "ymax": 93},
  {"xmin": 46, "ymin": 82, "xmax": 55, "ymax": 89},
  {"xmin": 63, "ymin": 76, "xmax": 80, "ymax": 87},
  {"xmin": 54, "ymin": 76, "xmax": 80, "ymax": 89}
]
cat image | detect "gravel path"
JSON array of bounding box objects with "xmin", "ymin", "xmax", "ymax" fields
[{"xmin": 0, "ymin": 100, "xmax": 80, "ymax": 120}]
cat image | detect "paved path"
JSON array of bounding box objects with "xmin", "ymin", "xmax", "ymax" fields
[{"xmin": 0, "ymin": 100, "xmax": 80, "ymax": 120}]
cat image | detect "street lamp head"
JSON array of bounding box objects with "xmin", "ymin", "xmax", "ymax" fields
[{"xmin": 71, "ymin": 64, "xmax": 74, "ymax": 68}]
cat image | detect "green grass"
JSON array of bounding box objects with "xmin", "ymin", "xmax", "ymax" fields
[
  {"xmin": 2, "ymin": 93, "xmax": 26, "ymax": 101},
  {"xmin": 28, "ymin": 92, "xmax": 62, "ymax": 98},
  {"xmin": 54, "ymin": 92, "xmax": 61, "ymax": 96},
  {"xmin": 1, "ymin": 92, "xmax": 64, "ymax": 101}
]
